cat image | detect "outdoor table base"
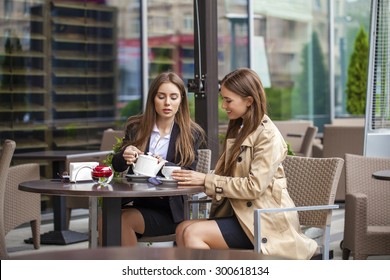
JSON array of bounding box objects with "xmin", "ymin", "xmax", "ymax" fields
[
  {"xmin": 24, "ymin": 195, "xmax": 88, "ymax": 245},
  {"xmin": 24, "ymin": 230, "xmax": 88, "ymax": 245}
]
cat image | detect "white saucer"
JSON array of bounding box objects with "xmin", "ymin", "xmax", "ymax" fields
[
  {"xmin": 157, "ymin": 177, "xmax": 178, "ymax": 185},
  {"xmin": 126, "ymin": 174, "xmax": 149, "ymax": 181},
  {"xmin": 156, "ymin": 176, "xmax": 178, "ymax": 189}
]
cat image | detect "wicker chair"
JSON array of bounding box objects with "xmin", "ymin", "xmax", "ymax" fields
[
  {"xmin": 0, "ymin": 140, "xmax": 41, "ymax": 259},
  {"xmin": 312, "ymin": 125, "xmax": 365, "ymax": 201},
  {"xmin": 99, "ymin": 129, "xmax": 125, "ymax": 151},
  {"xmin": 274, "ymin": 120, "xmax": 313, "ymax": 154},
  {"xmin": 342, "ymin": 154, "xmax": 390, "ymax": 260},
  {"xmin": 195, "ymin": 149, "xmax": 212, "ymax": 174},
  {"xmin": 254, "ymin": 155, "xmax": 344, "ymax": 260},
  {"xmin": 294, "ymin": 126, "xmax": 318, "ymax": 157},
  {"xmin": 188, "ymin": 149, "xmax": 212, "ymax": 219}
]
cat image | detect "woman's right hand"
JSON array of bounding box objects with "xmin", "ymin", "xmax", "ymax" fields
[{"xmin": 123, "ymin": 145, "xmax": 142, "ymax": 165}]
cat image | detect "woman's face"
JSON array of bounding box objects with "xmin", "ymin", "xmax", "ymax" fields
[
  {"xmin": 154, "ymin": 82, "xmax": 182, "ymax": 121},
  {"xmin": 220, "ymin": 85, "xmax": 252, "ymax": 120}
]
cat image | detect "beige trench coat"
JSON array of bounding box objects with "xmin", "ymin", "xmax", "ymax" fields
[{"xmin": 204, "ymin": 115, "xmax": 317, "ymax": 260}]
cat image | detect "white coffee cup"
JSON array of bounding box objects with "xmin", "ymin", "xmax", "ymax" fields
[{"xmin": 161, "ymin": 166, "xmax": 181, "ymax": 179}]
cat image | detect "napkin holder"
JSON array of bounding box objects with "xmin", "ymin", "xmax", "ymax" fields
[{"xmin": 69, "ymin": 162, "xmax": 99, "ymax": 182}]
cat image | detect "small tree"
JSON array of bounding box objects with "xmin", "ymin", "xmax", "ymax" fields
[
  {"xmin": 294, "ymin": 32, "xmax": 329, "ymax": 122},
  {"xmin": 346, "ymin": 27, "xmax": 369, "ymax": 115}
]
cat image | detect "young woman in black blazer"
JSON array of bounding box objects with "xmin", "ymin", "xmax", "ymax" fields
[{"xmin": 111, "ymin": 72, "xmax": 206, "ymax": 246}]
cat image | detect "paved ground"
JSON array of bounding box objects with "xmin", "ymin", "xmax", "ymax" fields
[{"xmin": 4, "ymin": 205, "xmax": 390, "ymax": 260}]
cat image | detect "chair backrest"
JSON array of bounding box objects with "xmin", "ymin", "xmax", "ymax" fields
[
  {"xmin": 282, "ymin": 155, "xmax": 344, "ymax": 227},
  {"xmin": 322, "ymin": 124, "xmax": 365, "ymax": 201},
  {"xmin": 0, "ymin": 139, "xmax": 16, "ymax": 259},
  {"xmin": 65, "ymin": 128, "xmax": 124, "ymax": 170},
  {"xmin": 298, "ymin": 126, "xmax": 318, "ymax": 157},
  {"xmin": 196, "ymin": 149, "xmax": 212, "ymax": 174},
  {"xmin": 345, "ymin": 153, "xmax": 390, "ymax": 225},
  {"xmin": 0, "ymin": 139, "xmax": 16, "ymax": 199},
  {"xmin": 274, "ymin": 120, "xmax": 313, "ymax": 153},
  {"xmin": 100, "ymin": 128, "xmax": 124, "ymax": 151}
]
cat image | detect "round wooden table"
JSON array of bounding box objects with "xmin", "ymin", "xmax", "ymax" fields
[
  {"xmin": 19, "ymin": 177, "xmax": 204, "ymax": 247},
  {"xmin": 13, "ymin": 149, "xmax": 112, "ymax": 245}
]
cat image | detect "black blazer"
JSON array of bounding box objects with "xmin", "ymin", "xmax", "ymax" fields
[{"xmin": 112, "ymin": 122, "xmax": 205, "ymax": 223}]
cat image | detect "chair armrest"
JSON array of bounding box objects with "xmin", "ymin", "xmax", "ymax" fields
[
  {"xmin": 287, "ymin": 133, "xmax": 303, "ymax": 138},
  {"xmin": 254, "ymin": 204, "xmax": 339, "ymax": 253},
  {"xmin": 343, "ymin": 193, "xmax": 368, "ymax": 248},
  {"xmin": 187, "ymin": 192, "xmax": 212, "ymax": 204},
  {"xmin": 187, "ymin": 199, "xmax": 213, "ymax": 204},
  {"xmin": 5, "ymin": 163, "xmax": 40, "ymax": 235}
]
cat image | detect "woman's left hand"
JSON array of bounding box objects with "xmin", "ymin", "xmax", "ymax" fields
[{"xmin": 171, "ymin": 170, "xmax": 206, "ymax": 186}]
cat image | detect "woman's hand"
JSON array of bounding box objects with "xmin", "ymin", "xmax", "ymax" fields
[
  {"xmin": 172, "ymin": 170, "xmax": 206, "ymax": 186},
  {"xmin": 123, "ymin": 145, "xmax": 142, "ymax": 165}
]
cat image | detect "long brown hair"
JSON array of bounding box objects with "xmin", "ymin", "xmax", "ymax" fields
[
  {"xmin": 122, "ymin": 72, "xmax": 205, "ymax": 167},
  {"xmin": 215, "ymin": 68, "xmax": 267, "ymax": 176}
]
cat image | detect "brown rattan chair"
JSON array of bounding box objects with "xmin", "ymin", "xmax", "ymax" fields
[
  {"xmin": 312, "ymin": 125, "xmax": 365, "ymax": 201},
  {"xmin": 0, "ymin": 140, "xmax": 41, "ymax": 259},
  {"xmin": 294, "ymin": 126, "xmax": 318, "ymax": 157},
  {"xmin": 342, "ymin": 153, "xmax": 390, "ymax": 260},
  {"xmin": 274, "ymin": 120, "xmax": 313, "ymax": 154},
  {"xmin": 99, "ymin": 129, "xmax": 125, "ymax": 151},
  {"xmin": 188, "ymin": 149, "xmax": 212, "ymax": 219},
  {"xmin": 254, "ymin": 155, "xmax": 344, "ymax": 260},
  {"xmin": 195, "ymin": 149, "xmax": 212, "ymax": 174}
]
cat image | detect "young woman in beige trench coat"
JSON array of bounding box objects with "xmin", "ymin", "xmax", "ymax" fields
[{"xmin": 172, "ymin": 68, "xmax": 318, "ymax": 260}]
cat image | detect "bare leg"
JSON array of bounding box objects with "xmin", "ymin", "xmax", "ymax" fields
[
  {"xmin": 176, "ymin": 219, "xmax": 205, "ymax": 247},
  {"xmin": 177, "ymin": 219, "xmax": 229, "ymax": 249},
  {"xmin": 121, "ymin": 208, "xmax": 145, "ymax": 247}
]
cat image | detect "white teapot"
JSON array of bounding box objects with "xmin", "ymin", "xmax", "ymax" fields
[{"xmin": 132, "ymin": 153, "xmax": 167, "ymax": 177}]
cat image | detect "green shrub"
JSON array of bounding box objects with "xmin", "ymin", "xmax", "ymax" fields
[
  {"xmin": 266, "ymin": 87, "xmax": 293, "ymax": 120},
  {"xmin": 346, "ymin": 27, "xmax": 369, "ymax": 115}
]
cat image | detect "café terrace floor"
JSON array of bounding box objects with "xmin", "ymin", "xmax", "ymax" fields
[{"xmin": 4, "ymin": 204, "xmax": 390, "ymax": 260}]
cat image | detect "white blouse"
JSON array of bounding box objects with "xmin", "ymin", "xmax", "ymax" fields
[{"xmin": 148, "ymin": 123, "xmax": 173, "ymax": 159}]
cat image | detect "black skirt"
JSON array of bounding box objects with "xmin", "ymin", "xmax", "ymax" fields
[
  {"xmin": 213, "ymin": 215, "xmax": 254, "ymax": 249},
  {"xmin": 123, "ymin": 197, "xmax": 178, "ymax": 238}
]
